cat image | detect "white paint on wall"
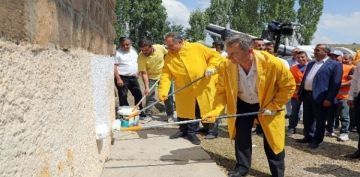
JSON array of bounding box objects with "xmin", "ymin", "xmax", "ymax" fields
[{"xmin": 91, "ymin": 56, "xmax": 114, "ymax": 139}]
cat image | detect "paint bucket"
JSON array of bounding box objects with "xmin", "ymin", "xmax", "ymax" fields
[{"xmin": 117, "ymin": 106, "xmax": 139, "ymax": 127}]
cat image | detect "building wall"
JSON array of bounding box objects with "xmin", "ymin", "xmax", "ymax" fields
[
  {"xmin": 0, "ymin": 0, "xmax": 116, "ymax": 176},
  {"xmin": 0, "ymin": 0, "xmax": 116, "ymax": 55}
]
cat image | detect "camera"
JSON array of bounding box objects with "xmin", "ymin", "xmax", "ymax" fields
[{"xmin": 267, "ymin": 21, "xmax": 294, "ymax": 36}]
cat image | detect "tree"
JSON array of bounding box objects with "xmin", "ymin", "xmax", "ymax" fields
[
  {"xmin": 168, "ymin": 24, "xmax": 185, "ymax": 36},
  {"xmin": 114, "ymin": 0, "xmax": 169, "ymax": 47},
  {"xmin": 114, "ymin": 0, "xmax": 131, "ymax": 45},
  {"xmin": 186, "ymin": 9, "xmax": 208, "ymax": 42},
  {"xmin": 297, "ymin": 0, "xmax": 323, "ymax": 44},
  {"xmin": 231, "ymin": 0, "xmax": 261, "ymax": 36},
  {"xmin": 205, "ymin": 0, "xmax": 232, "ymax": 27}
]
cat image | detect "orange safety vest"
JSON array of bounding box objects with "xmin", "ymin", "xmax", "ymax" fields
[
  {"xmin": 336, "ymin": 64, "xmax": 354, "ymax": 99},
  {"xmin": 290, "ymin": 64, "xmax": 305, "ymax": 98}
]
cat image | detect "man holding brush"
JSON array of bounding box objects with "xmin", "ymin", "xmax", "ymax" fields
[
  {"xmin": 138, "ymin": 37, "xmax": 174, "ymax": 122},
  {"xmin": 158, "ymin": 32, "xmax": 223, "ymax": 145},
  {"xmin": 205, "ymin": 34, "xmax": 295, "ymax": 177}
]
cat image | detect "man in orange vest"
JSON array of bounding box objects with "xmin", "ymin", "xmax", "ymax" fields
[
  {"xmin": 287, "ymin": 51, "xmax": 309, "ymax": 134},
  {"xmin": 330, "ymin": 50, "xmax": 354, "ymax": 141}
]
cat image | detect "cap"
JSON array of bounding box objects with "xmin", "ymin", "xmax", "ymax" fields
[{"xmin": 330, "ymin": 50, "xmax": 344, "ymax": 56}]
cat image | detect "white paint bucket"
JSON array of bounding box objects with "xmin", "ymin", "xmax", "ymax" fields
[{"xmin": 117, "ymin": 106, "xmax": 139, "ymax": 127}]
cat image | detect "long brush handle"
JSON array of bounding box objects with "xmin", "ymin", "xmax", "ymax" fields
[
  {"xmin": 132, "ymin": 79, "xmax": 160, "ymax": 112},
  {"xmin": 121, "ymin": 111, "xmax": 260, "ymax": 131},
  {"xmin": 139, "ymin": 75, "xmax": 206, "ymax": 113}
]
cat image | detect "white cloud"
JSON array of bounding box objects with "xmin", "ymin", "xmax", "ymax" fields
[
  {"xmin": 162, "ymin": 0, "xmax": 191, "ymax": 28},
  {"xmin": 312, "ymin": 12, "xmax": 360, "ymax": 44}
]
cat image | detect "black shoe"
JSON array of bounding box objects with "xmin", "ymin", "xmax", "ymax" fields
[
  {"xmin": 187, "ymin": 134, "xmax": 201, "ymax": 145},
  {"xmin": 228, "ymin": 170, "xmax": 245, "ymax": 177},
  {"xmin": 286, "ymin": 128, "xmax": 296, "ymax": 135},
  {"xmin": 204, "ymin": 134, "xmax": 217, "ymax": 139},
  {"xmin": 169, "ymin": 131, "xmax": 186, "ymax": 139},
  {"xmin": 308, "ymin": 143, "xmax": 320, "ymax": 149},
  {"xmin": 345, "ymin": 150, "xmax": 360, "ymax": 159},
  {"xmin": 196, "ymin": 127, "xmax": 209, "ymax": 134},
  {"xmin": 296, "ymin": 138, "xmax": 311, "ymax": 143},
  {"xmin": 349, "ymin": 126, "xmax": 357, "ymax": 133}
]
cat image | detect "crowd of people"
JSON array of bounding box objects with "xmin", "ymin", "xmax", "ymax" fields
[{"xmin": 113, "ymin": 33, "xmax": 360, "ymax": 177}]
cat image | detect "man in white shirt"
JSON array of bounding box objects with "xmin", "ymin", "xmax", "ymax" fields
[
  {"xmin": 297, "ymin": 44, "xmax": 342, "ymax": 149},
  {"xmin": 346, "ymin": 62, "xmax": 360, "ymax": 158},
  {"xmin": 114, "ymin": 37, "xmax": 145, "ymax": 117},
  {"xmin": 206, "ymin": 35, "xmax": 295, "ymax": 177}
]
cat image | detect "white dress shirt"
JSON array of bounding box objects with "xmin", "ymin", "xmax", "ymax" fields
[
  {"xmin": 114, "ymin": 48, "xmax": 138, "ymax": 76},
  {"xmin": 349, "ymin": 63, "xmax": 360, "ymax": 100},
  {"xmin": 238, "ymin": 61, "xmax": 259, "ymax": 104},
  {"xmin": 304, "ymin": 57, "xmax": 329, "ymax": 91}
]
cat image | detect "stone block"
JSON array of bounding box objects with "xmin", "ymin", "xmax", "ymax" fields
[{"xmin": 0, "ymin": 0, "xmax": 27, "ymax": 41}]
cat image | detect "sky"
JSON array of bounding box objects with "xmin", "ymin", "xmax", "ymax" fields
[{"xmin": 162, "ymin": 0, "xmax": 360, "ymax": 44}]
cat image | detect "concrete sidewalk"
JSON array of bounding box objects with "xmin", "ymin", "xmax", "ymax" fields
[{"xmin": 101, "ymin": 119, "xmax": 227, "ymax": 177}]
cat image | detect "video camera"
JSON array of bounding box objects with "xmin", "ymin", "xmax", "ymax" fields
[
  {"xmin": 262, "ymin": 21, "xmax": 295, "ymax": 53},
  {"xmin": 267, "ymin": 21, "xmax": 294, "ymax": 36}
]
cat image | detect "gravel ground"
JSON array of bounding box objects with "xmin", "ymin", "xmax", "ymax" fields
[
  {"xmin": 199, "ymin": 121, "xmax": 360, "ymax": 177},
  {"xmin": 122, "ymin": 81, "xmax": 360, "ymax": 177}
]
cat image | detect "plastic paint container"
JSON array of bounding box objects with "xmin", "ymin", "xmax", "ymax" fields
[{"xmin": 117, "ymin": 106, "xmax": 139, "ymax": 127}]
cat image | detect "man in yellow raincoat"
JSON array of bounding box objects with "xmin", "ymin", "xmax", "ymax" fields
[
  {"xmin": 205, "ymin": 34, "xmax": 295, "ymax": 177},
  {"xmin": 158, "ymin": 32, "xmax": 223, "ymax": 145}
]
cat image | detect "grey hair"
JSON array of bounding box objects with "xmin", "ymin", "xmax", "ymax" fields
[
  {"xmin": 225, "ymin": 34, "xmax": 253, "ymax": 51},
  {"xmin": 316, "ymin": 44, "xmax": 331, "ymax": 53},
  {"xmin": 164, "ymin": 32, "xmax": 184, "ymax": 43},
  {"xmin": 343, "ymin": 53, "xmax": 354, "ymax": 61}
]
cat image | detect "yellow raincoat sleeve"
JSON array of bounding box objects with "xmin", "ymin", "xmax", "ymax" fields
[
  {"xmin": 265, "ymin": 60, "xmax": 296, "ymax": 111},
  {"xmin": 205, "ymin": 61, "xmax": 227, "ymax": 117},
  {"xmin": 196, "ymin": 43, "xmax": 223, "ymax": 70},
  {"xmin": 158, "ymin": 57, "xmax": 172, "ymax": 99}
]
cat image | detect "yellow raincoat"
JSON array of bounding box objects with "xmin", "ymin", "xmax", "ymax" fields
[
  {"xmin": 209, "ymin": 50, "xmax": 295, "ymax": 154},
  {"xmin": 158, "ymin": 42, "xmax": 224, "ymax": 119}
]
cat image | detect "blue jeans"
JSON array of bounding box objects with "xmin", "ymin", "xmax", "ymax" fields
[
  {"xmin": 335, "ymin": 99, "xmax": 350, "ymax": 133},
  {"xmin": 146, "ymin": 79, "xmax": 174, "ymax": 116},
  {"xmin": 288, "ymin": 98, "xmax": 301, "ymax": 129}
]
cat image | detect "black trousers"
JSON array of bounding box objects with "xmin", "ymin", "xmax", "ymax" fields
[
  {"xmin": 235, "ymin": 98, "xmax": 285, "ymax": 177},
  {"xmin": 302, "ymin": 91, "xmax": 329, "ymax": 144},
  {"xmin": 115, "ymin": 75, "xmax": 143, "ymax": 110},
  {"xmin": 354, "ymin": 94, "xmax": 360, "ymax": 149},
  {"xmin": 177, "ymin": 102, "xmax": 200, "ymax": 135}
]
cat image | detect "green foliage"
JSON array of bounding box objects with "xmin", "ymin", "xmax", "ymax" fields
[
  {"xmin": 169, "ymin": 24, "xmax": 185, "ymax": 36},
  {"xmin": 114, "ymin": 0, "xmax": 131, "ymax": 45},
  {"xmin": 114, "ymin": 0, "xmax": 169, "ymax": 48},
  {"xmin": 186, "ymin": 9, "xmax": 208, "ymax": 42},
  {"xmin": 205, "ymin": 0, "xmax": 232, "ymax": 27},
  {"xmin": 297, "ymin": 0, "xmax": 324, "ymax": 44},
  {"xmin": 231, "ymin": 0, "xmax": 262, "ymax": 36},
  {"xmin": 204, "ymin": 0, "xmax": 322, "ymax": 44}
]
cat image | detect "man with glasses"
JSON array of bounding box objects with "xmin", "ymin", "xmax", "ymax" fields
[{"xmin": 158, "ymin": 32, "xmax": 223, "ymax": 145}]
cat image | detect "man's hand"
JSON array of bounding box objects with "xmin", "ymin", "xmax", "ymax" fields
[
  {"xmin": 159, "ymin": 94, "xmax": 168, "ymax": 101},
  {"xmin": 202, "ymin": 111, "xmax": 219, "ymax": 123},
  {"xmin": 204, "ymin": 68, "xmax": 216, "ymax": 78},
  {"xmin": 323, "ymin": 100, "xmax": 332, "ymax": 107},
  {"xmin": 261, "ymin": 109, "xmax": 275, "ymax": 116},
  {"xmin": 144, "ymin": 88, "xmax": 150, "ymax": 95},
  {"xmin": 348, "ymin": 100, "xmax": 354, "ymax": 108},
  {"xmin": 202, "ymin": 114, "xmax": 216, "ymax": 123},
  {"xmin": 116, "ymin": 78, "xmax": 124, "ymax": 87}
]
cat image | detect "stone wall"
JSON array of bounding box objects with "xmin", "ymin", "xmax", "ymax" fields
[
  {"xmin": 0, "ymin": 0, "xmax": 116, "ymax": 55},
  {"xmin": 0, "ymin": 0, "xmax": 116, "ymax": 176}
]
